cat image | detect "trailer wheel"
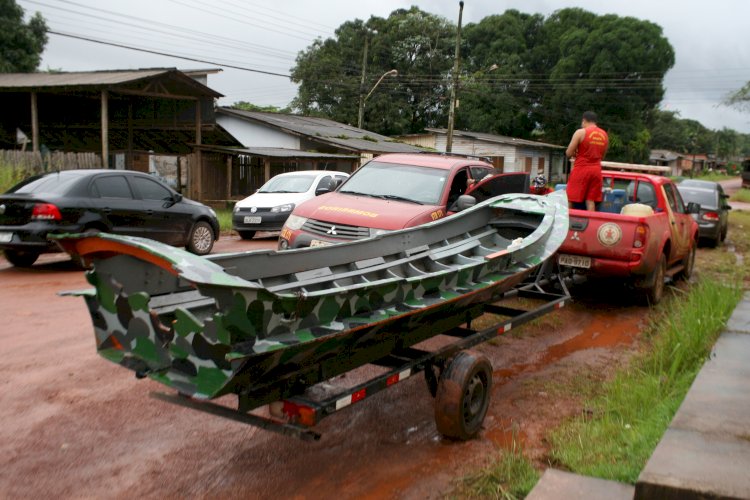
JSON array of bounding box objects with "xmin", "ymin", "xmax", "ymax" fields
[
  {"xmin": 424, "ymin": 363, "xmax": 439, "ymax": 398},
  {"xmin": 434, "ymin": 350, "xmax": 492, "ymax": 440}
]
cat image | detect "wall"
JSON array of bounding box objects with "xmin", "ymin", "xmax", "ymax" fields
[{"xmin": 216, "ymin": 114, "xmax": 300, "ymax": 149}]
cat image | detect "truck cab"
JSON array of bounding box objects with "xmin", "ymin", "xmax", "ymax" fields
[{"xmin": 278, "ymin": 153, "xmax": 529, "ymax": 250}]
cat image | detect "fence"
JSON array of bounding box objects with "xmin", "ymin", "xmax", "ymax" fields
[{"xmin": 0, "ymin": 150, "xmax": 102, "ymax": 175}]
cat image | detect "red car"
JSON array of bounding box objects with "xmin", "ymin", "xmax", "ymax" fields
[
  {"xmin": 557, "ymin": 171, "xmax": 700, "ymax": 303},
  {"xmin": 278, "ymin": 153, "xmax": 529, "ymax": 250}
]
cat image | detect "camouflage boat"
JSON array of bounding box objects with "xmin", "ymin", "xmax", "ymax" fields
[{"xmin": 56, "ymin": 191, "xmax": 568, "ymax": 410}]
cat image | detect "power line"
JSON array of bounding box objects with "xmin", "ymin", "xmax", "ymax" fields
[{"xmin": 47, "ymin": 29, "xmax": 293, "ymax": 78}]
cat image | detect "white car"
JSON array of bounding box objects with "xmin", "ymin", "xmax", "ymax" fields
[{"xmin": 232, "ymin": 170, "xmax": 349, "ymax": 239}]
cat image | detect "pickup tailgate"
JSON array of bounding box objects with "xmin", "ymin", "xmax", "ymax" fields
[{"xmin": 558, "ymin": 210, "xmax": 651, "ymax": 269}]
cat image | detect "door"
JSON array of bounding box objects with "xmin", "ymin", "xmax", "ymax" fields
[
  {"xmin": 129, "ymin": 175, "xmax": 189, "ymax": 245},
  {"xmin": 89, "ymin": 174, "xmax": 143, "ymax": 236},
  {"xmin": 663, "ymin": 183, "xmax": 691, "ymax": 263}
]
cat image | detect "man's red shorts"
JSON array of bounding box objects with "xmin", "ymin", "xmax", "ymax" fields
[{"xmin": 566, "ymin": 166, "xmax": 602, "ymax": 203}]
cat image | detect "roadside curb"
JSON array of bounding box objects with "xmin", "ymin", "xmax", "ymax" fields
[{"xmin": 635, "ymin": 291, "xmax": 750, "ymax": 499}]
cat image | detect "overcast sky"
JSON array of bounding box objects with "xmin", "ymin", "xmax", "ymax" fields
[{"xmin": 19, "ymin": 0, "xmax": 750, "ymax": 134}]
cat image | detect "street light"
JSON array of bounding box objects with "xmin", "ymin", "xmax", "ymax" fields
[{"xmin": 357, "ymin": 69, "xmax": 398, "ymax": 129}]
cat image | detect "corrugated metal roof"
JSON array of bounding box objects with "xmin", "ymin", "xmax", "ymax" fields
[
  {"xmin": 650, "ymin": 149, "xmax": 681, "ymax": 161},
  {"xmin": 195, "ymin": 145, "xmax": 357, "ymax": 159},
  {"xmin": 217, "ymin": 108, "xmax": 424, "ymax": 154},
  {"xmin": 426, "ymin": 128, "xmax": 565, "ymax": 150},
  {"xmin": 0, "ymin": 68, "xmax": 222, "ymax": 97}
]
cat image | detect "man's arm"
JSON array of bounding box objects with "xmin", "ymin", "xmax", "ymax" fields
[{"xmin": 566, "ymin": 129, "xmax": 585, "ymax": 159}]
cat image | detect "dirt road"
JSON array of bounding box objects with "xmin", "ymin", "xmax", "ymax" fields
[{"xmin": 1, "ymin": 234, "xmax": 652, "ymax": 499}]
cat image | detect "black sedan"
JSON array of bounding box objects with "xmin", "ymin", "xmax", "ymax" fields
[
  {"xmin": 0, "ymin": 169, "xmax": 220, "ymax": 267},
  {"xmin": 677, "ymin": 179, "xmax": 730, "ymax": 247}
]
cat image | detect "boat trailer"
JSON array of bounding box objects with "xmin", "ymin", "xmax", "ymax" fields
[{"xmin": 151, "ymin": 262, "xmax": 570, "ymax": 442}]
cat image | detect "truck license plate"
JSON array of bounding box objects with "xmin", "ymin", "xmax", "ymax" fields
[
  {"xmin": 558, "ymin": 254, "xmax": 591, "ymax": 269},
  {"xmin": 310, "ymin": 239, "xmax": 334, "ymax": 248},
  {"xmin": 0, "ymin": 232, "xmax": 12, "ymax": 243},
  {"xmin": 243, "ymin": 216, "xmax": 262, "ymax": 224}
]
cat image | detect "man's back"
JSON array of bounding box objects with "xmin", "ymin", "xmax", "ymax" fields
[{"xmin": 575, "ymin": 126, "xmax": 608, "ymax": 169}]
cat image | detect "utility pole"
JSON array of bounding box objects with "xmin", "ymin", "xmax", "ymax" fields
[
  {"xmin": 446, "ymin": 1, "xmax": 464, "ymax": 153},
  {"xmin": 357, "ymin": 33, "xmax": 370, "ymax": 129}
]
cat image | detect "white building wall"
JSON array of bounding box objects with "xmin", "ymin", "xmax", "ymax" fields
[{"xmin": 216, "ymin": 114, "xmax": 300, "ymax": 149}]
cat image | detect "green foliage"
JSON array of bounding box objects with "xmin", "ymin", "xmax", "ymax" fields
[
  {"xmin": 291, "ymin": 6, "xmax": 455, "ymax": 134},
  {"xmin": 0, "ymin": 0, "xmax": 48, "ymax": 72},
  {"xmin": 723, "ymin": 80, "xmax": 750, "ymax": 113},
  {"xmin": 0, "ymin": 163, "xmax": 25, "ymax": 192},
  {"xmin": 215, "ymin": 208, "xmax": 233, "ymax": 234},
  {"xmin": 730, "ymin": 188, "xmax": 750, "ymax": 203},
  {"xmin": 290, "ymin": 7, "xmax": 675, "ymax": 157},
  {"xmin": 549, "ymin": 279, "xmax": 741, "ymax": 483},
  {"xmin": 230, "ymin": 101, "xmax": 292, "ymax": 114}
]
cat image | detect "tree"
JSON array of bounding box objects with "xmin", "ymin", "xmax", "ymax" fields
[
  {"xmin": 533, "ymin": 9, "xmax": 675, "ymax": 162},
  {"xmin": 291, "ymin": 7, "xmax": 455, "ymax": 134},
  {"xmin": 0, "ymin": 0, "xmax": 47, "ymax": 73},
  {"xmin": 723, "ymin": 81, "xmax": 750, "ymax": 113}
]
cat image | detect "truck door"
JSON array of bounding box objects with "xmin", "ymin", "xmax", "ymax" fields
[{"xmin": 662, "ymin": 183, "xmax": 691, "ymax": 264}]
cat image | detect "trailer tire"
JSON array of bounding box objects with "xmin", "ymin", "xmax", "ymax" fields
[{"xmin": 434, "ymin": 350, "xmax": 492, "ymax": 440}]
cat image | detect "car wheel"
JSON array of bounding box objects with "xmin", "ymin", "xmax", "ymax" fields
[
  {"xmin": 678, "ymin": 242, "xmax": 696, "ymax": 281},
  {"xmin": 644, "ymin": 254, "xmax": 667, "ymax": 305},
  {"xmin": 187, "ymin": 221, "xmax": 215, "ymax": 255},
  {"xmin": 4, "ymin": 249, "xmax": 40, "ymax": 267},
  {"xmin": 238, "ymin": 230, "xmax": 256, "ymax": 240},
  {"xmin": 721, "ymin": 224, "xmax": 728, "ymax": 242}
]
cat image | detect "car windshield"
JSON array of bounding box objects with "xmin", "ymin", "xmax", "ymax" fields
[
  {"xmin": 339, "ymin": 161, "xmax": 446, "ymax": 205},
  {"xmin": 7, "ymin": 172, "xmax": 81, "ymax": 195},
  {"xmin": 258, "ymin": 175, "xmax": 315, "ymax": 193},
  {"xmin": 678, "ymin": 187, "xmax": 717, "ymax": 208}
]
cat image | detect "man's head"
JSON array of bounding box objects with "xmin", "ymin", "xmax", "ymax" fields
[{"xmin": 581, "ymin": 111, "xmax": 598, "ymax": 127}]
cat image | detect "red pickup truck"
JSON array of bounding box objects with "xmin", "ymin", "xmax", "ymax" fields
[{"xmin": 556, "ymin": 170, "xmax": 700, "ymax": 303}]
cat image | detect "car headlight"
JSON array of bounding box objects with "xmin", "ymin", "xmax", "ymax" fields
[
  {"xmin": 369, "ymin": 228, "xmax": 391, "ymax": 237},
  {"xmin": 232, "ymin": 205, "xmax": 240, "ymax": 213},
  {"xmin": 284, "ymin": 214, "xmax": 308, "ymax": 230},
  {"xmin": 208, "ymin": 208, "xmax": 217, "ymax": 218},
  {"xmin": 271, "ymin": 203, "xmax": 295, "ymax": 213}
]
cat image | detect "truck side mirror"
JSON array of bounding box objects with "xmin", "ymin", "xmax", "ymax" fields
[{"xmin": 686, "ymin": 202, "xmax": 701, "ymax": 214}]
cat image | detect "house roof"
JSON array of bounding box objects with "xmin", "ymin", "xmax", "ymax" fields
[
  {"xmin": 425, "ymin": 128, "xmax": 565, "ymax": 150},
  {"xmin": 650, "ymin": 149, "xmax": 682, "ymax": 162},
  {"xmin": 194, "ymin": 145, "xmax": 357, "ymax": 160},
  {"xmin": 217, "ymin": 107, "xmax": 423, "ymax": 154},
  {"xmin": 0, "ymin": 68, "xmax": 222, "ymax": 97}
]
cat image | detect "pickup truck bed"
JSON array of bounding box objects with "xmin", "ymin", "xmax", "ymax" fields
[{"xmin": 557, "ymin": 170, "xmax": 699, "ymax": 303}]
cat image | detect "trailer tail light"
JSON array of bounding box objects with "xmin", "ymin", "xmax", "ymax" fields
[
  {"xmin": 282, "ymin": 401, "xmax": 317, "ymax": 427},
  {"xmin": 633, "ymin": 224, "xmax": 648, "ymax": 248},
  {"xmin": 32, "ymin": 203, "xmax": 62, "ymax": 221},
  {"xmin": 702, "ymin": 211, "xmax": 719, "ymax": 221}
]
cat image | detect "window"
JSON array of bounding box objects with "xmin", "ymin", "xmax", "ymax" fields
[
  {"xmin": 663, "ymin": 184, "xmax": 685, "ymax": 214},
  {"xmin": 131, "ymin": 176, "xmax": 172, "ymax": 201},
  {"xmin": 469, "ymin": 166, "xmax": 492, "ymax": 182},
  {"xmin": 92, "ymin": 176, "xmax": 133, "ymax": 199},
  {"xmin": 315, "ymin": 175, "xmax": 333, "ymax": 192}
]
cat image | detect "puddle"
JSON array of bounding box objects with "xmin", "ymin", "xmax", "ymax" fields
[
  {"xmin": 484, "ymin": 418, "xmax": 527, "ymax": 450},
  {"xmin": 494, "ymin": 311, "xmax": 643, "ymax": 379}
]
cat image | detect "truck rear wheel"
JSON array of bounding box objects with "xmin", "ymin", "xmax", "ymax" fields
[
  {"xmin": 644, "ymin": 254, "xmax": 667, "ymax": 304},
  {"xmin": 434, "ymin": 350, "xmax": 492, "ymax": 440},
  {"xmin": 678, "ymin": 242, "xmax": 696, "ymax": 281}
]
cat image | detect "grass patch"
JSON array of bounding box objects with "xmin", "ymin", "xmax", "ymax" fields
[
  {"xmin": 547, "ymin": 278, "xmax": 741, "ymax": 483},
  {"xmin": 730, "ymin": 188, "xmax": 750, "ymax": 203},
  {"xmin": 456, "ymin": 442, "xmax": 539, "ymax": 499},
  {"xmin": 215, "ymin": 208, "xmax": 233, "ymax": 234},
  {"xmin": 691, "ymin": 172, "xmax": 737, "ymax": 182},
  {"xmin": 0, "ymin": 163, "xmax": 26, "ymax": 193}
]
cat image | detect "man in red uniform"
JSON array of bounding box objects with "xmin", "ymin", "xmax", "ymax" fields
[{"xmin": 566, "ymin": 111, "xmax": 609, "ymax": 211}]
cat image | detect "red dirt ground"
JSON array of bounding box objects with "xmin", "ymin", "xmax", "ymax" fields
[{"xmin": 0, "ymin": 234, "xmax": 654, "ymax": 499}]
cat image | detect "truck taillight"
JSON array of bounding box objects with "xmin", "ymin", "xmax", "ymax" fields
[
  {"xmin": 31, "ymin": 203, "xmax": 62, "ymax": 221},
  {"xmin": 702, "ymin": 211, "xmax": 719, "ymax": 221},
  {"xmin": 282, "ymin": 400, "xmax": 317, "ymax": 427},
  {"xmin": 633, "ymin": 224, "xmax": 648, "ymax": 248}
]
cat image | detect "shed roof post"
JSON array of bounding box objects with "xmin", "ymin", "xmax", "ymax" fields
[
  {"xmin": 30, "ymin": 92, "xmax": 39, "ymax": 153},
  {"xmin": 101, "ymin": 90, "xmax": 109, "ymax": 168}
]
